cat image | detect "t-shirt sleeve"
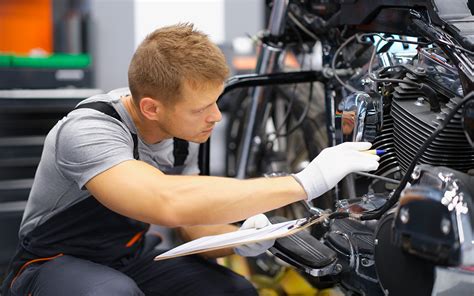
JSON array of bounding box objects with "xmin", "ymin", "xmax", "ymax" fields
[{"xmin": 55, "ymin": 110, "xmax": 135, "ymax": 189}]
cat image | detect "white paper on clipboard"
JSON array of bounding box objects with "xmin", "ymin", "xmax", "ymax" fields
[{"xmin": 154, "ymin": 217, "xmax": 315, "ymax": 261}]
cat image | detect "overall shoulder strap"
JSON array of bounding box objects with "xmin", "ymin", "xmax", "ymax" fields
[
  {"xmin": 74, "ymin": 102, "xmax": 139, "ymax": 160},
  {"xmin": 173, "ymin": 138, "xmax": 189, "ymax": 167}
]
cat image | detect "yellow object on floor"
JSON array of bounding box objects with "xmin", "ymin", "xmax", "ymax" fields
[
  {"xmin": 217, "ymin": 254, "xmax": 251, "ymax": 278},
  {"xmin": 258, "ymin": 288, "xmax": 280, "ymax": 296},
  {"xmin": 219, "ymin": 255, "xmax": 344, "ymax": 296},
  {"xmin": 278, "ymin": 268, "xmax": 318, "ymax": 295}
]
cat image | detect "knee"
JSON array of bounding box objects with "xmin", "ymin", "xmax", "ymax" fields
[
  {"xmin": 85, "ymin": 276, "xmax": 144, "ymax": 296},
  {"xmin": 207, "ymin": 272, "xmax": 257, "ymax": 296},
  {"xmin": 227, "ymin": 276, "xmax": 258, "ymax": 296}
]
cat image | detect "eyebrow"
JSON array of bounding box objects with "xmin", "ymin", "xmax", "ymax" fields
[
  {"xmin": 203, "ymin": 102, "xmax": 214, "ymax": 109},
  {"xmin": 195, "ymin": 101, "xmax": 216, "ymax": 111}
]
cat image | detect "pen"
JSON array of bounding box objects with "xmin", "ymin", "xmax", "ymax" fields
[{"xmin": 364, "ymin": 149, "xmax": 386, "ymax": 156}]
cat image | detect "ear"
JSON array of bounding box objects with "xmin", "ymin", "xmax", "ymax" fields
[{"xmin": 139, "ymin": 97, "xmax": 162, "ymax": 120}]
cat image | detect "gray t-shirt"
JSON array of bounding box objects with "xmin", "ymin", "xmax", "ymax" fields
[{"xmin": 20, "ymin": 88, "xmax": 200, "ymax": 238}]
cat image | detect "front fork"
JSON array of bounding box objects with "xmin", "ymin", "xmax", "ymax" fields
[{"xmin": 235, "ymin": 0, "xmax": 288, "ymax": 179}]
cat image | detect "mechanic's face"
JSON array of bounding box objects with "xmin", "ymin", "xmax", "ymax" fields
[{"xmin": 160, "ymin": 81, "xmax": 224, "ymax": 143}]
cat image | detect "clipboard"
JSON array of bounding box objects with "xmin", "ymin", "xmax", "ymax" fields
[{"xmin": 154, "ymin": 214, "xmax": 327, "ymax": 261}]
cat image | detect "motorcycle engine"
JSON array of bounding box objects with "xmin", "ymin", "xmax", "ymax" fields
[
  {"xmin": 336, "ymin": 46, "xmax": 474, "ymax": 295},
  {"xmin": 368, "ymin": 48, "xmax": 474, "ymax": 183}
]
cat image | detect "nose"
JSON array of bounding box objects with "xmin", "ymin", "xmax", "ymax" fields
[{"xmin": 207, "ymin": 103, "xmax": 222, "ymax": 123}]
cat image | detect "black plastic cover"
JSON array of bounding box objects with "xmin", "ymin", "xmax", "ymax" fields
[{"xmin": 269, "ymin": 216, "xmax": 337, "ymax": 269}]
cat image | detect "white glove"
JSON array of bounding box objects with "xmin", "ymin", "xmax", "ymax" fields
[
  {"xmin": 292, "ymin": 142, "xmax": 380, "ymax": 201},
  {"xmin": 234, "ymin": 214, "xmax": 275, "ymax": 257}
]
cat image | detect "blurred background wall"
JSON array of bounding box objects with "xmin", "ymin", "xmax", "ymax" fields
[
  {"xmin": 90, "ymin": 0, "xmax": 264, "ymax": 92},
  {"xmin": 0, "ymin": 0, "xmax": 264, "ymax": 91}
]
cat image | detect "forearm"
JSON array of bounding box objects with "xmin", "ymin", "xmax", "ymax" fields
[
  {"xmin": 160, "ymin": 175, "xmax": 305, "ymax": 226},
  {"xmin": 178, "ymin": 224, "xmax": 238, "ymax": 258},
  {"xmin": 87, "ymin": 160, "xmax": 306, "ymax": 227}
]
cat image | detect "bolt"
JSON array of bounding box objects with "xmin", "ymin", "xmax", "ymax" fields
[
  {"xmin": 416, "ymin": 67, "xmax": 426, "ymax": 73},
  {"xmin": 400, "ymin": 207, "xmax": 410, "ymax": 224},
  {"xmin": 253, "ymin": 136, "xmax": 261, "ymax": 145},
  {"xmin": 415, "ymin": 97, "xmax": 425, "ymax": 106},
  {"xmin": 361, "ymin": 258, "xmax": 372, "ymax": 267},
  {"xmin": 441, "ymin": 217, "xmax": 451, "ymax": 235},
  {"xmin": 323, "ymin": 45, "xmax": 331, "ymax": 55},
  {"xmin": 361, "ymin": 78, "xmax": 371, "ymax": 86},
  {"xmin": 411, "ymin": 166, "xmax": 421, "ymax": 180}
]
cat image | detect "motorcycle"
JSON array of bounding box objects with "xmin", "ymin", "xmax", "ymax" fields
[{"xmin": 218, "ymin": 0, "xmax": 474, "ymax": 295}]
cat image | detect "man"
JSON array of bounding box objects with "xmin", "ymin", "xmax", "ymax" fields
[{"xmin": 2, "ymin": 24, "xmax": 379, "ymax": 295}]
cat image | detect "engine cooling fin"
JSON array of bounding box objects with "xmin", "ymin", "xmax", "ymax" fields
[
  {"xmin": 391, "ymin": 79, "xmax": 474, "ymax": 173},
  {"xmin": 371, "ymin": 112, "xmax": 398, "ymax": 177}
]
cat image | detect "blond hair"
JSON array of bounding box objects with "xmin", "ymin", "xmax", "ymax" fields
[{"xmin": 128, "ymin": 23, "xmax": 229, "ymax": 105}]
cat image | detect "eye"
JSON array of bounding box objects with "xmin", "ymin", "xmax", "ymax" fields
[{"xmin": 194, "ymin": 108, "xmax": 205, "ymax": 114}]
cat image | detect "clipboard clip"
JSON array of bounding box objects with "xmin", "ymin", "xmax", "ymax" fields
[{"xmin": 289, "ymin": 213, "xmax": 325, "ymax": 229}]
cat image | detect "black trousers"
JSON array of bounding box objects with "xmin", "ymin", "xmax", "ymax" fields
[{"xmin": 7, "ymin": 249, "xmax": 258, "ymax": 296}]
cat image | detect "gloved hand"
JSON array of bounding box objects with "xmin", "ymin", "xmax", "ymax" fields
[
  {"xmin": 292, "ymin": 142, "xmax": 380, "ymax": 201},
  {"xmin": 234, "ymin": 214, "xmax": 274, "ymax": 257}
]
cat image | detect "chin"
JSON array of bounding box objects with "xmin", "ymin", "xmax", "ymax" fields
[
  {"xmin": 180, "ymin": 132, "xmax": 212, "ymax": 143},
  {"xmin": 193, "ymin": 134, "xmax": 212, "ymax": 143},
  {"xmin": 195, "ymin": 137, "xmax": 210, "ymax": 143}
]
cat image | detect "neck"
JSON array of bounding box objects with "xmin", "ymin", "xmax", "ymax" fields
[{"xmin": 121, "ymin": 96, "xmax": 170, "ymax": 144}]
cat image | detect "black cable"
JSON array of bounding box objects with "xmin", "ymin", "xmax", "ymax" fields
[
  {"xmin": 265, "ymin": 19, "xmax": 308, "ymax": 143},
  {"xmin": 356, "ymin": 33, "xmax": 431, "ymax": 46},
  {"xmin": 288, "ymin": 12, "xmax": 319, "ymax": 41},
  {"xmin": 331, "ymin": 33, "xmax": 432, "ymax": 92},
  {"xmin": 283, "ymin": 82, "xmax": 314, "ymax": 136},
  {"xmin": 271, "ymin": 86, "xmax": 297, "ymax": 138},
  {"xmin": 437, "ymin": 39, "xmax": 474, "ymax": 56},
  {"xmin": 360, "ymin": 91, "xmax": 474, "ymax": 220},
  {"xmin": 286, "ymin": 17, "xmax": 316, "ymax": 136},
  {"xmin": 268, "ymin": 81, "xmax": 314, "ymax": 139},
  {"xmin": 410, "ymin": 18, "xmax": 474, "ymax": 56},
  {"xmin": 331, "ymin": 34, "xmax": 359, "ymax": 93},
  {"xmin": 287, "ymin": 15, "xmax": 309, "ymax": 70},
  {"xmin": 367, "ymin": 38, "xmax": 421, "ymax": 88},
  {"xmin": 366, "ymin": 38, "xmax": 442, "ymax": 111}
]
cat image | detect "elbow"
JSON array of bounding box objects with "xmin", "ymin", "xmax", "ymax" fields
[
  {"xmin": 154, "ymin": 210, "xmax": 182, "ymax": 228},
  {"xmin": 149, "ymin": 192, "xmax": 185, "ymax": 227}
]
